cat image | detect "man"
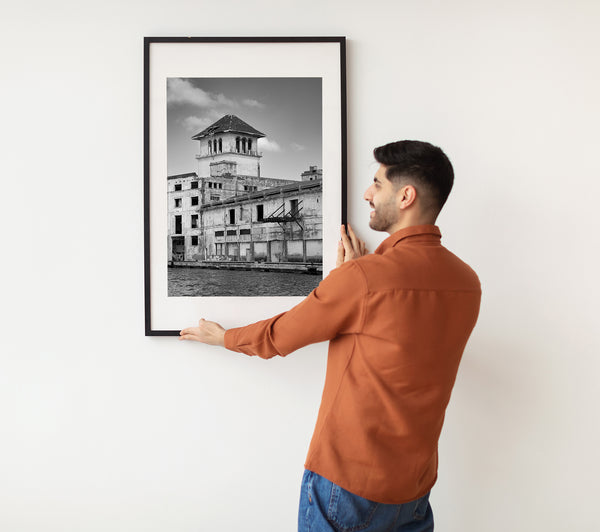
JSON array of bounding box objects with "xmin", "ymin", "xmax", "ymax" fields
[{"xmin": 180, "ymin": 140, "xmax": 481, "ymax": 531}]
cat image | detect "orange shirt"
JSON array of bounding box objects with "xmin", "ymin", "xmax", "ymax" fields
[{"xmin": 224, "ymin": 225, "xmax": 481, "ymax": 504}]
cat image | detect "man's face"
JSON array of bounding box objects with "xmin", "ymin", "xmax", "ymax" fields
[{"xmin": 363, "ymin": 164, "xmax": 401, "ymax": 232}]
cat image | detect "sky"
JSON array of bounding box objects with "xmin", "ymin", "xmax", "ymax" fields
[{"xmin": 166, "ymin": 77, "xmax": 322, "ymax": 180}]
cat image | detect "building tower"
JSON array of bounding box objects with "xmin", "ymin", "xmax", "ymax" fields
[{"xmin": 192, "ymin": 114, "xmax": 265, "ymax": 179}]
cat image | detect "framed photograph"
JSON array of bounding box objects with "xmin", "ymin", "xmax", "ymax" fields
[{"xmin": 144, "ymin": 37, "xmax": 347, "ymax": 336}]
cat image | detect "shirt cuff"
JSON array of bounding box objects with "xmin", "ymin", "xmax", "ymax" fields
[{"xmin": 223, "ymin": 328, "xmax": 251, "ymax": 355}]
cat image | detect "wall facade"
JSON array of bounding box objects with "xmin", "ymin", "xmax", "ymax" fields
[{"xmin": 199, "ymin": 181, "xmax": 322, "ymax": 263}]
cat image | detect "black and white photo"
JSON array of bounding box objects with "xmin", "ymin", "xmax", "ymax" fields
[{"xmin": 166, "ymin": 77, "xmax": 323, "ymax": 297}]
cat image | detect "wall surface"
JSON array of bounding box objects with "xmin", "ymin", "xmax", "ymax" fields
[{"xmin": 1, "ymin": 1, "xmax": 599, "ymax": 531}]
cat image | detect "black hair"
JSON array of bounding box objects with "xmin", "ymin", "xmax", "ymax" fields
[{"xmin": 373, "ymin": 140, "xmax": 454, "ymax": 216}]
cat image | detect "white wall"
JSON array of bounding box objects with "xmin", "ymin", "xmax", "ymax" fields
[{"xmin": 1, "ymin": 1, "xmax": 599, "ymax": 530}]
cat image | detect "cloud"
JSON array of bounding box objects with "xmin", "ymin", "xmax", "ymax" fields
[
  {"xmin": 259, "ymin": 138, "xmax": 281, "ymax": 152},
  {"xmin": 180, "ymin": 108, "xmax": 228, "ymax": 133},
  {"xmin": 181, "ymin": 116, "xmax": 213, "ymax": 132},
  {"xmin": 243, "ymin": 98, "xmax": 265, "ymax": 109},
  {"xmin": 167, "ymin": 78, "xmax": 236, "ymax": 108},
  {"xmin": 291, "ymin": 142, "xmax": 306, "ymax": 151}
]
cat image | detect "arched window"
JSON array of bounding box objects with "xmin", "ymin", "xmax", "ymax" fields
[
  {"xmin": 242, "ymin": 138, "xmax": 247, "ymax": 153},
  {"xmin": 208, "ymin": 140, "xmax": 212, "ymax": 154},
  {"xmin": 218, "ymin": 138, "xmax": 222, "ymax": 153},
  {"xmin": 236, "ymin": 137, "xmax": 240, "ymax": 153},
  {"xmin": 248, "ymin": 139, "xmax": 252, "ymax": 153}
]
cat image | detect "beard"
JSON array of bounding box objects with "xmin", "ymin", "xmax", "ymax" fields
[{"xmin": 368, "ymin": 200, "xmax": 398, "ymax": 232}]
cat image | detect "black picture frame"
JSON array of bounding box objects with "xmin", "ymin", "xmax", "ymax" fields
[{"xmin": 144, "ymin": 36, "xmax": 347, "ymax": 336}]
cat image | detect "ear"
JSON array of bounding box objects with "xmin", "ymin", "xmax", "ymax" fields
[{"xmin": 396, "ymin": 184, "xmax": 417, "ymax": 210}]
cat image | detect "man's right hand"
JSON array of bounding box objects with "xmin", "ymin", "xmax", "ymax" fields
[
  {"xmin": 179, "ymin": 319, "xmax": 226, "ymax": 346},
  {"xmin": 336, "ymin": 224, "xmax": 368, "ymax": 268}
]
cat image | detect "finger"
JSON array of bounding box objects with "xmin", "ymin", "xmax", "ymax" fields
[
  {"xmin": 347, "ymin": 223, "xmax": 359, "ymax": 249},
  {"xmin": 336, "ymin": 239, "xmax": 345, "ymax": 267},
  {"xmin": 182, "ymin": 333, "xmax": 202, "ymax": 342},
  {"xmin": 340, "ymin": 224, "xmax": 352, "ymax": 251}
]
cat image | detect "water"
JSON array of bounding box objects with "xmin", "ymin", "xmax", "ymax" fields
[{"xmin": 168, "ymin": 267, "xmax": 322, "ymax": 297}]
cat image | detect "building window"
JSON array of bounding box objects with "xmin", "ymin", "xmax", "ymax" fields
[
  {"xmin": 227, "ymin": 230, "xmax": 237, "ymax": 236},
  {"xmin": 175, "ymin": 215, "xmax": 182, "ymax": 234},
  {"xmin": 191, "ymin": 214, "xmax": 198, "ymax": 229},
  {"xmin": 191, "ymin": 196, "xmax": 199, "ymax": 206},
  {"xmin": 174, "ymin": 198, "xmax": 182, "ymax": 208},
  {"xmin": 240, "ymin": 228, "xmax": 251, "ymax": 235},
  {"xmin": 257, "ymin": 204, "xmax": 264, "ymax": 221},
  {"xmin": 210, "ymin": 195, "xmax": 220, "ymax": 201},
  {"xmin": 215, "ymin": 230, "xmax": 224, "ymax": 237},
  {"xmin": 174, "ymin": 184, "xmax": 182, "ymax": 191},
  {"xmin": 218, "ymin": 183, "xmax": 223, "ymax": 189},
  {"xmin": 191, "ymin": 235, "xmax": 199, "ymax": 246},
  {"xmin": 218, "ymin": 138, "xmax": 222, "ymax": 153},
  {"xmin": 242, "ymin": 137, "xmax": 247, "ymax": 153},
  {"xmin": 236, "ymin": 137, "xmax": 240, "ymax": 152},
  {"xmin": 191, "ymin": 181, "xmax": 198, "ymax": 189},
  {"xmin": 229, "ymin": 209, "xmax": 235, "ymax": 224},
  {"xmin": 290, "ymin": 199, "xmax": 299, "ymax": 214},
  {"xmin": 248, "ymin": 139, "xmax": 252, "ymax": 152}
]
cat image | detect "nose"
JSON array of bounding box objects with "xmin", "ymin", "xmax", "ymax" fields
[{"xmin": 364, "ymin": 184, "xmax": 373, "ymax": 202}]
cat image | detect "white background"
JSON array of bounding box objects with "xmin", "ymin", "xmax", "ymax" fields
[{"xmin": 1, "ymin": 1, "xmax": 598, "ymax": 531}]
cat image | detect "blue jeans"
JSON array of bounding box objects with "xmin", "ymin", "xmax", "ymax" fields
[{"xmin": 298, "ymin": 470, "xmax": 434, "ymax": 532}]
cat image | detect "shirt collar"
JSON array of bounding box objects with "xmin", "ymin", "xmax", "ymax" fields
[{"xmin": 374, "ymin": 225, "xmax": 442, "ymax": 254}]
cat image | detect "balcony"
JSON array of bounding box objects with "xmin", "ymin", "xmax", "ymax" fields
[{"xmin": 196, "ymin": 150, "xmax": 263, "ymax": 159}]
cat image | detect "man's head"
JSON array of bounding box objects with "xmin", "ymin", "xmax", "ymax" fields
[{"xmin": 364, "ymin": 140, "xmax": 454, "ymax": 233}]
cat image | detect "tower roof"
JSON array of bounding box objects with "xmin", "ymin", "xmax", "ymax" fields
[{"xmin": 191, "ymin": 114, "xmax": 265, "ymax": 140}]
